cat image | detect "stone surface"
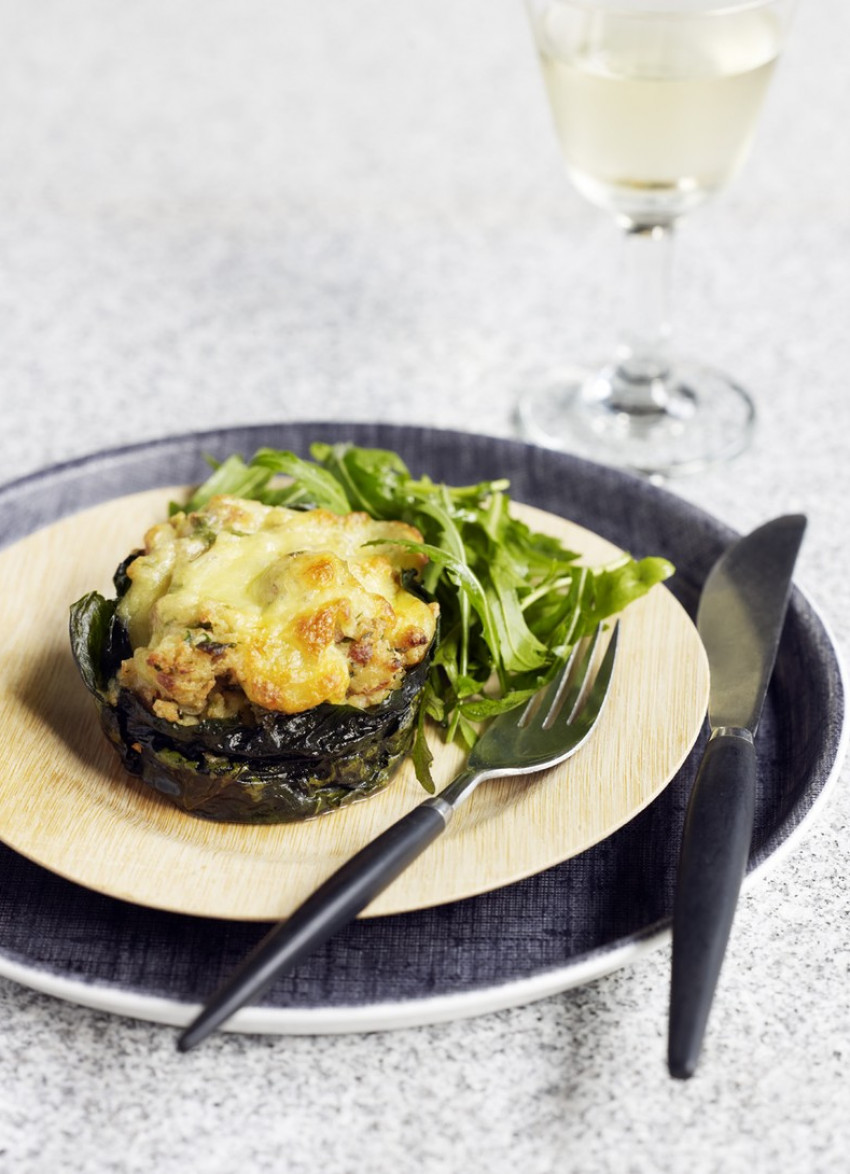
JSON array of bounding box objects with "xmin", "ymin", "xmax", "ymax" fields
[{"xmin": 0, "ymin": 1, "xmax": 848, "ymax": 1170}]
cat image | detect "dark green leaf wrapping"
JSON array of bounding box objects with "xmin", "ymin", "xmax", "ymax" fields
[{"xmin": 69, "ymin": 579, "xmax": 434, "ymax": 824}]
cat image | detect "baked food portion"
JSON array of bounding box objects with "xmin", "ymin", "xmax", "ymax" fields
[
  {"xmin": 70, "ymin": 497, "xmax": 439, "ymax": 824},
  {"xmin": 115, "ymin": 496, "xmax": 438, "ymax": 722}
]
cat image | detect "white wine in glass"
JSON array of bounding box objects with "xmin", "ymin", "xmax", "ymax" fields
[{"xmin": 520, "ymin": 0, "xmax": 794, "ymax": 476}]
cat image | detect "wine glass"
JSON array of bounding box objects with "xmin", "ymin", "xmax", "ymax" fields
[{"xmin": 520, "ymin": 0, "xmax": 795, "ymax": 477}]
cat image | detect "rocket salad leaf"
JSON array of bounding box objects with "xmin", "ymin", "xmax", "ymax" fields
[{"xmin": 180, "ymin": 442, "xmax": 674, "ymax": 789}]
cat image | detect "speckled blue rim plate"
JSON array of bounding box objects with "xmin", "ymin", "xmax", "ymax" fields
[{"xmin": 0, "ymin": 423, "xmax": 845, "ymax": 1036}]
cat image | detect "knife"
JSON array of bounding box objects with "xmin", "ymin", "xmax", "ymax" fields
[{"xmin": 668, "ymin": 514, "xmax": 806, "ymax": 1080}]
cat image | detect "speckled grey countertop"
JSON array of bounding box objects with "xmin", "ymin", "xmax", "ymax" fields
[{"xmin": 1, "ymin": 1, "xmax": 848, "ymax": 1171}]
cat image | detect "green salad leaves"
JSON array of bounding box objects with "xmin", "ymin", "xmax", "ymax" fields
[{"xmin": 178, "ymin": 443, "xmax": 673, "ymax": 790}]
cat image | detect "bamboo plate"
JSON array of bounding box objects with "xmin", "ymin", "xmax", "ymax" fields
[{"xmin": 0, "ymin": 485, "xmax": 708, "ymax": 921}]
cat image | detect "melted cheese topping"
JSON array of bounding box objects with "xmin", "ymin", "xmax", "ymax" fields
[{"xmin": 115, "ymin": 496, "xmax": 439, "ymax": 721}]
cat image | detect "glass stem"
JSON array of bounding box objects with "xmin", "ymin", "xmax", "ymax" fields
[{"xmin": 608, "ymin": 222, "xmax": 675, "ymax": 413}]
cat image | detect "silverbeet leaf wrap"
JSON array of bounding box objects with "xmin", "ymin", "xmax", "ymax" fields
[{"xmin": 69, "ymin": 564, "xmax": 435, "ymax": 824}]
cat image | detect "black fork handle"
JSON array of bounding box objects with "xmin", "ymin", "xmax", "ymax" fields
[{"xmin": 177, "ymin": 799, "xmax": 451, "ymax": 1052}]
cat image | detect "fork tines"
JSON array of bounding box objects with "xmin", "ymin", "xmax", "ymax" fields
[{"xmin": 520, "ymin": 623, "xmax": 606, "ymax": 730}]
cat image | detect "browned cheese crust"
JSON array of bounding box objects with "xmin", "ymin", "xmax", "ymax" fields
[{"xmin": 114, "ymin": 496, "xmax": 439, "ymax": 723}]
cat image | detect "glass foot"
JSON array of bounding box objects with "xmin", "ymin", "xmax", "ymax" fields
[{"xmin": 516, "ymin": 362, "xmax": 756, "ymax": 478}]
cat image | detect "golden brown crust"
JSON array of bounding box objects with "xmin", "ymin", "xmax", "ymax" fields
[{"xmin": 116, "ymin": 496, "xmax": 438, "ymax": 721}]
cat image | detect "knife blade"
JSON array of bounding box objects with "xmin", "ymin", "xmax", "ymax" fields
[{"xmin": 668, "ymin": 514, "xmax": 806, "ymax": 1080}]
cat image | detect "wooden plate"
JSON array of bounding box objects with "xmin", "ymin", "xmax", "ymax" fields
[{"xmin": 0, "ymin": 487, "xmax": 708, "ymax": 921}]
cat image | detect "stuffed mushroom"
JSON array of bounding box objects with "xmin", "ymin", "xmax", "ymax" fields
[{"xmin": 70, "ymin": 496, "xmax": 439, "ymax": 823}]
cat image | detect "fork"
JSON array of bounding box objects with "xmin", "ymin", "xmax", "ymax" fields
[{"xmin": 177, "ymin": 621, "xmax": 619, "ymax": 1051}]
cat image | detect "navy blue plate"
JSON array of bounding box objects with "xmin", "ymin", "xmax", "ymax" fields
[{"xmin": 0, "ymin": 423, "xmax": 844, "ymax": 1033}]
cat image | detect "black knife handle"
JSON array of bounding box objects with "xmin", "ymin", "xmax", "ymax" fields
[
  {"xmin": 177, "ymin": 801, "xmax": 450, "ymax": 1052},
  {"xmin": 668, "ymin": 729, "xmax": 756, "ymax": 1080}
]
